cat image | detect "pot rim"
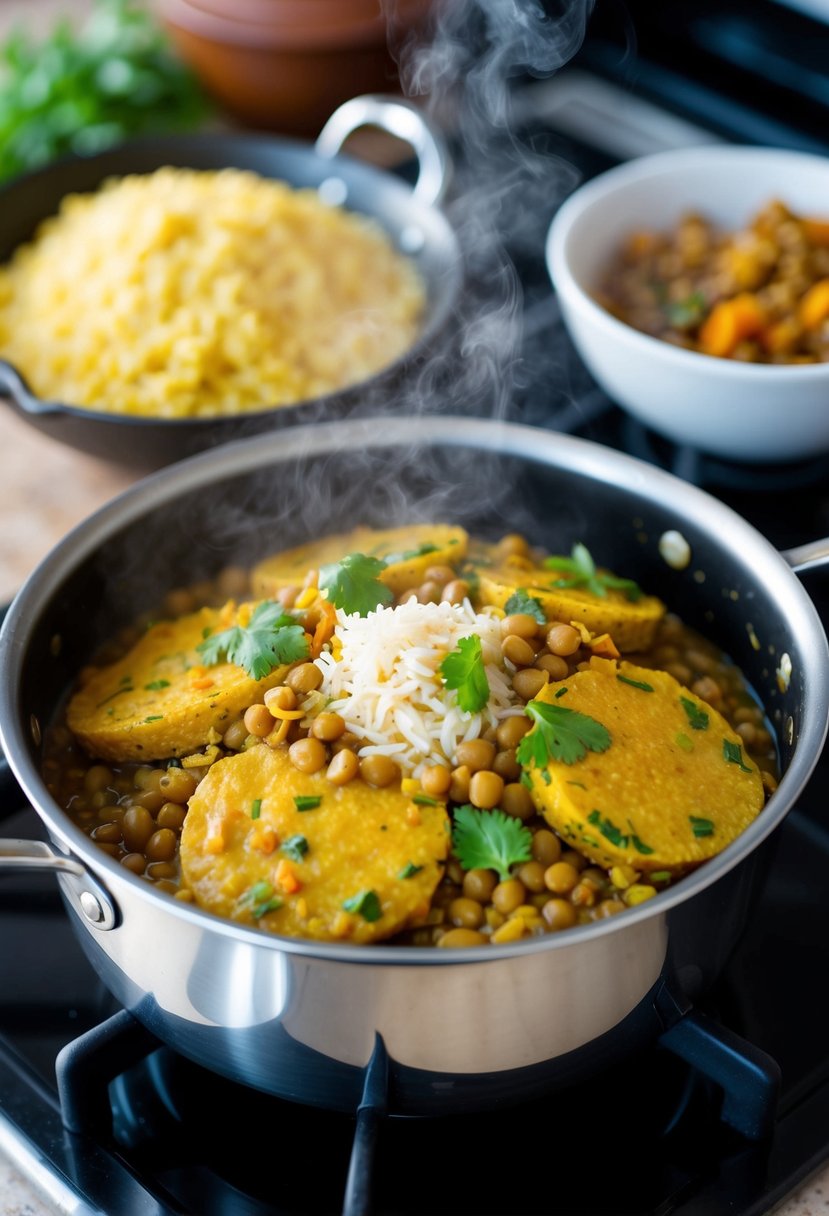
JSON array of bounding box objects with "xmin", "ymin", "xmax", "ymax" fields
[{"xmin": 1, "ymin": 414, "xmax": 826, "ymax": 964}]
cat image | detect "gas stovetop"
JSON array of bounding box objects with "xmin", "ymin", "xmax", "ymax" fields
[
  {"xmin": 5, "ymin": 5, "xmax": 829, "ymax": 1212},
  {"xmin": 3, "ymin": 389, "xmax": 829, "ymax": 1216}
]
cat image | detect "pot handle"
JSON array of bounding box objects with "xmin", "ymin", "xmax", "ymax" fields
[
  {"xmin": 315, "ymin": 94, "xmax": 451, "ymax": 208},
  {"xmin": 0, "ymin": 358, "xmax": 60, "ymax": 416},
  {"xmin": 782, "ymin": 539, "xmax": 829, "ymax": 576},
  {"xmin": 0, "ymin": 837, "xmax": 119, "ymax": 930}
]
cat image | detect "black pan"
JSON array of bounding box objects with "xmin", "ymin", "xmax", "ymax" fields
[{"xmin": 0, "ymin": 95, "xmax": 460, "ymax": 471}]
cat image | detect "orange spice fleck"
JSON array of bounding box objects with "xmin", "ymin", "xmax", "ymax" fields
[
  {"xmin": 250, "ymin": 825, "xmax": 278, "ymax": 854},
  {"xmin": 274, "ymin": 857, "xmax": 302, "ymax": 894}
]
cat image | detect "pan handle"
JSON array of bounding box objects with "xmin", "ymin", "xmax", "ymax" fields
[
  {"xmin": 315, "ymin": 94, "xmax": 451, "ymax": 208},
  {"xmin": 782, "ymin": 539, "xmax": 829, "ymax": 576},
  {"xmin": 0, "ymin": 358, "xmax": 60, "ymax": 416},
  {"xmin": 0, "ymin": 837, "xmax": 119, "ymax": 930}
]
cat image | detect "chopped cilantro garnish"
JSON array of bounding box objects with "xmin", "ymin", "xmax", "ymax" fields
[
  {"xmin": 144, "ymin": 679, "xmax": 170, "ymax": 691},
  {"xmin": 281, "ymin": 834, "xmax": 309, "ymax": 862},
  {"xmin": 238, "ymin": 880, "xmax": 283, "ymax": 919},
  {"xmin": 451, "ymin": 805, "xmax": 532, "ymax": 881},
  {"xmin": 439, "ymin": 634, "xmax": 490, "ymax": 714},
  {"xmin": 251, "ymin": 799, "xmax": 262, "ymax": 820},
  {"xmin": 517, "ymin": 699, "xmax": 611, "ymax": 768},
  {"xmin": 143, "ymin": 715, "xmax": 163, "ymax": 723},
  {"xmin": 690, "ymin": 816, "xmax": 715, "ymax": 838},
  {"xmin": 587, "ymin": 809, "xmax": 627, "ymax": 849},
  {"xmin": 95, "ymin": 684, "xmax": 134, "ymax": 708},
  {"xmin": 504, "ymin": 588, "xmax": 546, "ymax": 625},
  {"xmin": 555, "ymin": 686, "xmax": 568, "ymax": 698},
  {"xmin": 413, "ymin": 793, "xmax": 440, "ymax": 806},
  {"xmin": 675, "ymin": 732, "xmax": 694, "ymax": 753},
  {"xmin": 617, "ymin": 674, "xmax": 654, "ymax": 693},
  {"xmin": 650, "ymin": 871, "xmax": 672, "ymax": 883},
  {"xmin": 567, "ymin": 780, "xmax": 587, "ymax": 789},
  {"xmin": 665, "ymin": 291, "xmax": 706, "ymax": 330},
  {"xmin": 196, "ymin": 601, "xmax": 309, "ymax": 679},
  {"xmin": 381, "ymin": 542, "xmax": 440, "ymax": 564},
  {"xmin": 680, "ymin": 697, "xmax": 709, "ymax": 731},
  {"xmin": 723, "ymin": 739, "xmax": 752, "ymax": 772},
  {"xmin": 343, "ymin": 889, "xmax": 382, "ymax": 922},
  {"xmin": 319, "ymin": 552, "xmax": 394, "ymax": 616},
  {"xmin": 543, "ymin": 542, "xmax": 642, "ymax": 602},
  {"xmin": 399, "ymin": 861, "xmax": 424, "ymax": 879},
  {"xmin": 294, "ymin": 795, "xmax": 322, "ymax": 812},
  {"xmin": 630, "ymin": 830, "xmax": 654, "ymax": 855}
]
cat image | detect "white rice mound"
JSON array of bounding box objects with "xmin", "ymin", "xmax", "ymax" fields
[{"xmin": 312, "ymin": 599, "xmax": 525, "ymax": 777}]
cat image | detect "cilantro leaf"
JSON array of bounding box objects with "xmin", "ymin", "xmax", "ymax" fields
[
  {"xmin": 587, "ymin": 809, "xmax": 628, "ymax": 848},
  {"xmin": 379, "ymin": 542, "xmax": 440, "ymax": 564},
  {"xmin": 238, "ymin": 880, "xmax": 283, "ymax": 919},
  {"xmin": 504, "ymin": 588, "xmax": 546, "ymax": 625},
  {"xmin": 680, "ymin": 696, "xmax": 709, "ymax": 731},
  {"xmin": 665, "ymin": 291, "xmax": 707, "ymax": 330},
  {"xmin": 543, "ymin": 543, "xmax": 641, "ymax": 602},
  {"xmin": 439, "ymin": 634, "xmax": 490, "ymax": 713},
  {"xmin": 723, "ymin": 739, "xmax": 752, "ymax": 773},
  {"xmin": 517, "ymin": 699, "xmax": 612, "ymax": 768},
  {"xmin": 452, "ymin": 805, "xmax": 532, "ymax": 882},
  {"xmin": 281, "ymin": 834, "xmax": 309, "ymax": 862},
  {"xmin": 690, "ymin": 815, "xmax": 715, "ymax": 838},
  {"xmin": 343, "ymin": 889, "xmax": 382, "ymax": 921},
  {"xmin": 319, "ymin": 552, "xmax": 394, "ymax": 616},
  {"xmin": 196, "ymin": 601, "xmax": 309, "ymax": 679}
]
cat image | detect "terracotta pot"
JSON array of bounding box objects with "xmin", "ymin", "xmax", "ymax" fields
[{"xmin": 158, "ymin": 0, "xmax": 437, "ymax": 136}]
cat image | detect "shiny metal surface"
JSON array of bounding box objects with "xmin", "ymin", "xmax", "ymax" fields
[
  {"xmin": 0, "ymin": 838, "xmax": 118, "ymax": 930},
  {"xmin": 315, "ymin": 94, "xmax": 451, "ymax": 207},
  {"xmin": 783, "ymin": 538, "xmax": 829, "ymax": 575},
  {"xmin": 0, "ymin": 416, "xmax": 826, "ymax": 1109}
]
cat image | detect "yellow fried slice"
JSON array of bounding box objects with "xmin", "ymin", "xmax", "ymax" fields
[
  {"xmin": 476, "ymin": 560, "xmax": 665, "ymax": 651},
  {"xmin": 251, "ymin": 524, "xmax": 469, "ymax": 598},
  {"xmin": 180, "ymin": 745, "xmax": 449, "ymax": 943},
  {"xmin": 66, "ymin": 602, "xmax": 293, "ymax": 763},
  {"xmin": 523, "ymin": 661, "xmax": 765, "ymax": 874}
]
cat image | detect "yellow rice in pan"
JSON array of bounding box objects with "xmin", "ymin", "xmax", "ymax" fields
[{"xmin": 0, "ymin": 167, "xmax": 425, "ymax": 418}]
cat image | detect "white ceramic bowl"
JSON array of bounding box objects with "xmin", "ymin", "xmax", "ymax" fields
[{"xmin": 546, "ymin": 145, "xmax": 829, "ymax": 464}]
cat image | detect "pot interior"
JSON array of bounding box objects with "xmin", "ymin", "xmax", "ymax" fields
[{"xmin": 14, "ymin": 426, "xmax": 818, "ymax": 801}]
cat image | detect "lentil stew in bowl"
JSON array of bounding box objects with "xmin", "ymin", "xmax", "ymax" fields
[
  {"xmin": 596, "ymin": 198, "xmax": 829, "ymax": 364},
  {"xmin": 45, "ymin": 523, "xmax": 778, "ymax": 949}
]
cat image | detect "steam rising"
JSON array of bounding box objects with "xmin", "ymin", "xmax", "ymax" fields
[
  {"xmin": 90, "ymin": 0, "xmax": 598, "ymax": 621},
  {"xmin": 381, "ymin": 0, "xmax": 594, "ymax": 427}
]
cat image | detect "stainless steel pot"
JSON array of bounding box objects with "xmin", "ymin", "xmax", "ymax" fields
[
  {"xmin": 1, "ymin": 416, "xmax": 827, "ymax": 1115},
  {"xmin": 0, "ymin": 95, "xmax": 459, "ymax": 471}
]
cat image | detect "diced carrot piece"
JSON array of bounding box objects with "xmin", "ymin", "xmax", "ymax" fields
[
  {"xmin": 799, "ymin": 279, "xmax": 829, "ymax": 330},
  {"xmin": 310, "ymin": 599, "xmax": 337, "ymax": 659},
  {"xmin": 699, "ymin": 294, "xmax": 765, "ymax": 357},
  {"xmin": 590, "ymin": 634, "xmax": 621, "ymax": 660},
  {"xmin": 274, "ymin": 857, "xmax": 302, "ymax": 894}
]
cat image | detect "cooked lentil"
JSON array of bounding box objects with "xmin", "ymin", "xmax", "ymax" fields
[
  {"xmin": 45, "ymin": 526, "xmax": 779, "ymax": 947},
  {"xmin": 597, "ymin": 199, "xmax": 829, "ymax": 362}
]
